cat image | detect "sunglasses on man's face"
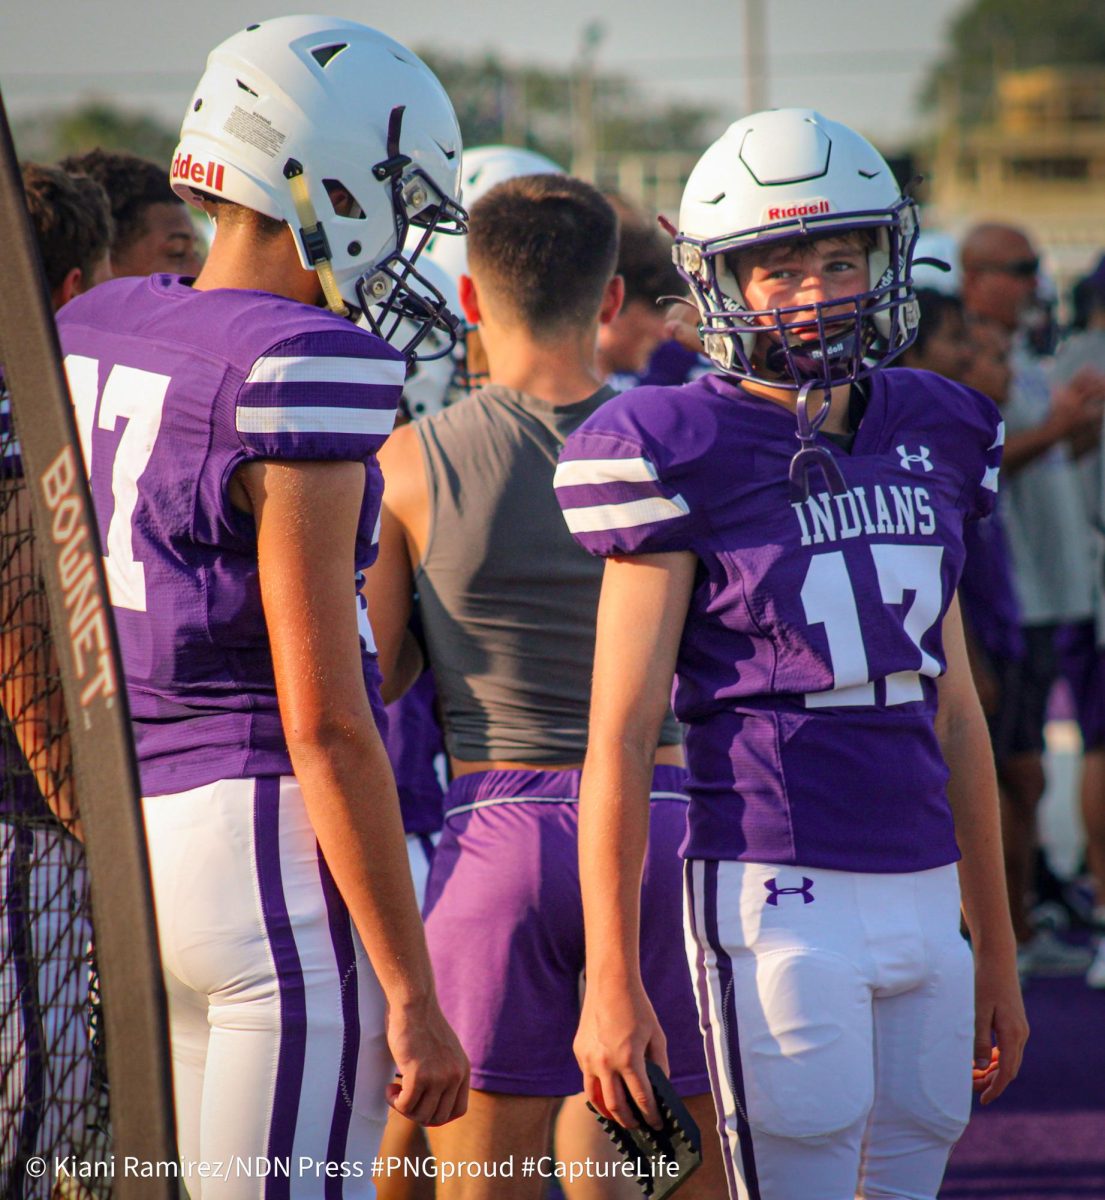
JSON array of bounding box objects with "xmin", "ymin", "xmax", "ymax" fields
[{"xmin": 984, "ymin": 257, "xmax": 1040, "ymax": 279}]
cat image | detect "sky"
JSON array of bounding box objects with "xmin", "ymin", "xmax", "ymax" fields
[{"xmin": 0, "ymin": 0, "xmax": 968, "ymax": 150}]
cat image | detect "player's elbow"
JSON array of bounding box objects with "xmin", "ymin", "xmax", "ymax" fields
[{"xmin": 283, "ymin": 706, "xmax": 376, "ymax": 763}]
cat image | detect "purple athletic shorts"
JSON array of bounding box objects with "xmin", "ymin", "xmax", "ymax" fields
[
  {"xmin": 1056, "ymin": 620, "xmax": 1105, "ymax": 749},
  {"xmin": 422, "ymin": 765, "xmax": 710, "ymax": 1097}
]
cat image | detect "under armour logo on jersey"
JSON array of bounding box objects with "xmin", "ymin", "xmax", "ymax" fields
[
  {"xmin": 764, "ymin": 877, "xmax": 815, "ymax": 906},
  {"xmin": 897, "ymin": 444, "xmax": 933, "ymax": 472}
]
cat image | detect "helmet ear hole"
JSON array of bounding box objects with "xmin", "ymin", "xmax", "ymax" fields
[{"xmin": 323, "ymin": 179, "xmax": 365, "ymax": 220}]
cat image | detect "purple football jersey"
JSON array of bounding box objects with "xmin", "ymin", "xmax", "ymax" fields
[
  {"xmin": 555, "ymin": 368, "xmax": 1003, "ymax": 872},
  {"xmin": 384, "ymin": 672, "xmax": 446, "ymax": 836},
  {"xmin": 1, "ymin": 381, "xmax": 21, "ymax": 477},
  {"xmin": 56, "ymin": 275, "xmax": 402, "ymax": 796},
  {"xmin": 958, "ymin": 507, "xmax": 1024, "ymax": 664}
]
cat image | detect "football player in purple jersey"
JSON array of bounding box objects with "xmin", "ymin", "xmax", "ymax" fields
[
  {"xmin": 555, "ymin": 109, "xmax": 1028, "ymax": 1200},
  {"xmin": 53, "ymin": 17, "xmax": 471, "ymax": 1194}
]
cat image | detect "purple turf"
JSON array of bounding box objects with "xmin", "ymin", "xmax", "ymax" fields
[{"xmin": 941, "ymin": 971, "xmax": 1105, "ymax": 1198}]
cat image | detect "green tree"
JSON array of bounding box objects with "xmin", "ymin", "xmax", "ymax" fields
[
  {"xmin": 923, "ymin": 0, "xmax": 1105, "ymax": 122},
  {"xmin": 14, "ymin": 102, "xmax": 178, "ymax": 167},
  {"xmin": 417, "ymin": 48, "xmax": 716, "ymax": 167}
]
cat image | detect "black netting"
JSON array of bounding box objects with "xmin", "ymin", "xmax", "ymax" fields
[{"xmin": 1, "ymin": 388, "xmax": 112, "ymax": 1198}]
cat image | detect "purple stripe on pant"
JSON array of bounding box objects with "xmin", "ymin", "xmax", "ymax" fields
[
  {"xmin": 687, "ymin": 859, "xmax": 761, "ymax": 1200},
  {"xmin": 316, "ymin": 849, "xmax": 360, "ymax": 1199},
  {"xmin": 253, "ymin": 778, "xmax": 306, "ymax": 1200}
]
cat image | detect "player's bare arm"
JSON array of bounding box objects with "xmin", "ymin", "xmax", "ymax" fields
[
  {"xmin": 936, "ymin": 593, "xmax": 1029, "ymax": 1104},
  {"xmin": 367, "ymin": 422, "xmax": 431, "ymax": 700},
  {"xmin": 240, "ymin": 455, "xmax": 469, "ymax": 1126},
  {"xmin": 576, "ymin": 550, "xmax": 696, "ymax": 1130},
  {"xmin": 0, "ymin": 482, "xmax": 76, "ymax": 833}
]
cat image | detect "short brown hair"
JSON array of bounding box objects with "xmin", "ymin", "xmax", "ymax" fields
[
  {"xmin": 467, "ymin": 175, "xmax": 618, "ymax": 332},
  {"xmin": 21, "ymin": 162, "xmax": 113, "ymax": 289},
  {"xmin": 60, "ymin": 148, "xmax": 180, "ymax": 256},
  {"xmin": 604, "ymin": 194, "xmax": 682, "ymax": 308},
  {"xmin": 726, "ymin": 228, "xmax": 878, "ymax": 280}
]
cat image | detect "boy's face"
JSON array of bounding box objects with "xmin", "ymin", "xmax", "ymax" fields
[
  {"xmin": 733, "ymin": 235, "xmax": 870, "ymax": 339},
  {"xmin": 113, "ymin": 202, "xmax": 204, "ymax": 278},
  {"xmin": 916, "ymin": 308, "xmax": 974, "ymax": 383}
]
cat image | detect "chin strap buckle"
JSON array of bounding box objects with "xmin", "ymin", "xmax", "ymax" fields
[
  {"xmin": 283, "ymin": 158, "xmax": 348, "ymax": 317},
  {"xmin": 788, "ymin": 381, "xmax": 848, "ymax": 502}
]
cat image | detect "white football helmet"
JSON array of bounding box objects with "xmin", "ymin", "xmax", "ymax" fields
[
  {"xmin": 674, "ymin": 108, "xmax": 920, "ymax": 391},
  {"xmin": 171, "ymin": 15, "xmax": 466, "ymax": 360},
  {"xmin": 911, "ymin": 231, "xmax": 960, "ymax": 295}
]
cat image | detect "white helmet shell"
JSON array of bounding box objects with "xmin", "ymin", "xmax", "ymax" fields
[
  {"xmin": 675, "ymin": 108, "xmax": 919, "ymax": 389},
  {"xmin": 912, "ymin": 231, "xmax": 960, "ymax": 295},
  {"xmin": 171, "ymin": 16, "xmax": 464, "ymax": 320}
]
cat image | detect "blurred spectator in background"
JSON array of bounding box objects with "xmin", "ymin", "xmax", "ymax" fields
[
  {"xmin": 61, "ymin": 148, "xmax": 202, "ymax": 277},
  {"xmin": 21, "ymin": 162, "xmax": 113, "ymax": 309},
  {"xmin": 596, "ymin": 194, "xmax": 684, "ymax": 391},
  {"xmin": 1050, "ymin": 259, "xmax": 1105, "ymax": 984},
  {"xmin": 961, "ymin": 223, "xmax": 1105, "ymax": 980},
  {"xmin": 899, "ymin": 287, "xmax": 1027, "ymax": 911}
]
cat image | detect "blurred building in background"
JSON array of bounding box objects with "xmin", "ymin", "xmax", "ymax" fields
[{"xmin": 927, "ymin": 66, "xmax": 1105, "ymax": 283}]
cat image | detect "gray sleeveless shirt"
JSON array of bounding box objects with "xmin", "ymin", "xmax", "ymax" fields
[{"xmin": 414, "ymin": 384, "xmax": 681, "ymax": 763}]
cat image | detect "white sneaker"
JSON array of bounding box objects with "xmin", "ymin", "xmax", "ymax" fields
[
  {"xmin": 1016, "ymin": 930, "xmax": 1093, "ymax": 978},
  {"xmin": 1087, "ymin": 941, "xmax": 1105, "ymax": 989}
]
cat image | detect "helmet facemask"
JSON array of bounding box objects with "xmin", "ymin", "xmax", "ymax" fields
[
  {"xmin": 675, "ymin": 198, "xmax": 920, "ymax": 393},
  {"xmin": 353, "ymin": 106, "xmax": 467, "ymax": 364}
]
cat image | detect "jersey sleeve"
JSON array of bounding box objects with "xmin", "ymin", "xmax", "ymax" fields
[
  {"xmin": 0, "ymin": 386, "xmax": 22, "ymax": 480},
  {"xmin": 235, "ymin": 328, "xmax": 405, "ymax": 461},
  {"xmin": 554, "ymin": 403, "xmax": 698, "ymax": 556},
  {"xmin": 959, "ymin": 385, "xmax": 1004, "ymax": 520}
]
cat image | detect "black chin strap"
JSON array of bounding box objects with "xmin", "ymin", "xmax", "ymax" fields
[
  {"xmin": 372, "ymin": 106, "xmax": 412, "ymax": 181},
  {"xmin": 788, "ymin": 381, "xmax": 848, "ymax": 502}
]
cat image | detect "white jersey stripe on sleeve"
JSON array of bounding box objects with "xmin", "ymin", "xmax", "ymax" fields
[
  {"xmin": 988, "ymin": 420, "xmax": 1005, "ymax": 451},
  {"xmin": 244, "ymin": 355, "xmax": 407, "ymax": 388},
  {"xmin": 553, "ymin": 456, "xmax": 658, "ymax": 489},
  {"xmin": 562, "ymin": 493, "xmax": 690, "ymax": 534},
  {"xmin": 236, "ymin": 405, "xmax": 397, "ymax": 437},
  {"xmin": 981, "ymin": 465, "xmax": 1000, "ymax": 493}
]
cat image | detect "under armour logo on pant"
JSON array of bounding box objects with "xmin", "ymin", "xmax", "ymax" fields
[
  {"xmin": 896, "ymin": 444, "xmax": 933, "ymax": 472},
  {"xmin": 764, "ymin": 876, "xmax": 815, "ymax": 905}
]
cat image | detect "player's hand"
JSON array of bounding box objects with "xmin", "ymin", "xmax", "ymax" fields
[
  {"xmin": 1048, "ymin": 367, "xmax": 1105, "ymax": 440},
  {"xmin": 662, "ymin": 300, "xmax": 704, "ymax": 356},
  {"xmin": 384, "ymin": 995, "xmax": 470, "ymax": 1126},
  {"xmin": 971, "ymin": 948, "xmax": 1029, "ymax": 1105},
  {"xmin": 574, "ymin": 979, "xmax": 669, "ymax": 1131}
]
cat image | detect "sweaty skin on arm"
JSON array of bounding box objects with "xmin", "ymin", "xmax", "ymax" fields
[
  {"xmin": 363, "ymin": 422, "xmax": 427, "ymax": 700},
  {"xmin": 0, "ymin": 482, "xmax": 76, "ymax": 833},
  {"xmin": 573, "ymin": 550, "xmax": 697, "ymax": 1130},
  {"xmin": 237, "ymin": 456, "xmax": 468, "ymax": 1127},
  {"xmin": 935, "ymin": 593, "xmax": 1029, "ymax": 1104}
]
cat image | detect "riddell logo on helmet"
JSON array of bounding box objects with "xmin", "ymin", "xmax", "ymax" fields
[
  {"xmin": 763, "ymin": 199, "xmax": 832, "ymax": 222},
  {"xmin": 170, "ymin": 153, "xmax": 225, "ymax": 192}
]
